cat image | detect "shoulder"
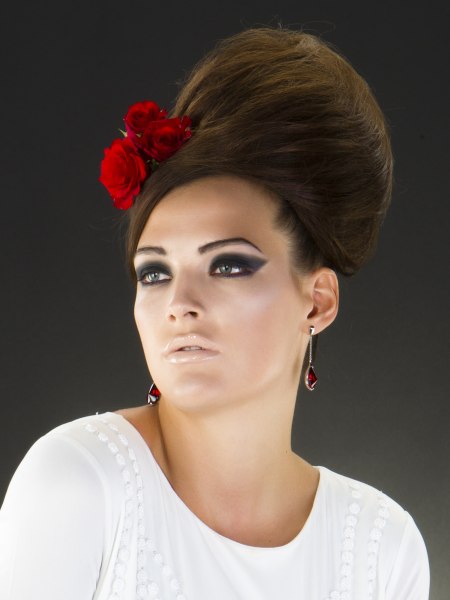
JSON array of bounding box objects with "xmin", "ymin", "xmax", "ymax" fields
[
  {"xmin": 320, "ymin": 466, "xmax": 430, "ymax": 598},
  {"xmin": 2, "ymin": 412, "xmax": 135, "ymax": 514},
  {"xmin": 0, "ymin": 412, "xmax": 139, "ymax": 597}
]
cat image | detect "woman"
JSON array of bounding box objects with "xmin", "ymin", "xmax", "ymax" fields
[{"xmin": 0, "ymin": 26, "xmax": 429, "ymax": 599}]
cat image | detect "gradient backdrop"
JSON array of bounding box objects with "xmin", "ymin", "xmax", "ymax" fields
[{"xmin": 1, "ymin": 1, "xmax": 449, "ymax": 598}]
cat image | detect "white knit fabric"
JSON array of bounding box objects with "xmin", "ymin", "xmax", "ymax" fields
[{"xmin": 0, "ymin": 411, "xmax": 430, "ymax": 599}]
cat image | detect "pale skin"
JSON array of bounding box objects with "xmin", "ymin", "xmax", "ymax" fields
[{"xmin": 115, "ymin": 174, "xmax": 339, "ymax": 547}]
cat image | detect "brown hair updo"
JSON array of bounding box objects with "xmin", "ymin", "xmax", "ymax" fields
[{"xmin": 125, "ymin": 26, "xmax": 393, "ymax": 279}]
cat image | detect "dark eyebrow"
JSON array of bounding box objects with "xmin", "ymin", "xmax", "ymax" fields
[{"xmin": 134, "ymin": 237, "xmax": 263, "ymax": 257}]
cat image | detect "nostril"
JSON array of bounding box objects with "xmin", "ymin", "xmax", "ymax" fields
[{"xmin": 167, "ymin": 308, "xmax": 200, "ymax": 320}]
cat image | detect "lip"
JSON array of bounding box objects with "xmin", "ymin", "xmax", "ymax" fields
[
  {"xmin": 163, "ymin": 334, "xmax": 220, "ymax": 357},
  {"xmin": 166, "ymin": 348, "xmax": 220, "ymax": 364}
]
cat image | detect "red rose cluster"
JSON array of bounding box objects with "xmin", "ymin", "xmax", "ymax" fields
[{"xmin": 99, "ymin": 101, "xmax": 192, "ymax": 210}]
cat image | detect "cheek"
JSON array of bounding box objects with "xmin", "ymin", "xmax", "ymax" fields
[
  {"xmin": 223, "ymin": 279, "xmax": 300, "ymax": 355},
  {"xmin": 134, "ymin": 294, "xmax": 161, "ymax": 357}
]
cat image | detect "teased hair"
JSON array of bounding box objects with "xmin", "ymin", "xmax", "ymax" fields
[{"xmin": 125, "ymin": 26, "xmax": 393, "ymax": 279}]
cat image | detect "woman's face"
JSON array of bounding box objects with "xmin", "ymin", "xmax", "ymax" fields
[{"xmin": 133, "ymin": 175, "xmax": 313, "ymax": 411}]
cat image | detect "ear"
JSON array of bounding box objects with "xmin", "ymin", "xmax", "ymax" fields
[{"xmin": 304, "ymin": 267, "xmax": 339, "ymax": 335}]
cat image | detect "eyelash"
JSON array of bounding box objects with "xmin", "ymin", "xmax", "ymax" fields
[{"xmin": 136, "ymin": 255, "xmax": 265, "ymax": 286}]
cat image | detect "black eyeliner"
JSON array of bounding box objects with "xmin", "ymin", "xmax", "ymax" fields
[
  {"xmin": 135, "ymin": 261, "xmax": 171, "ymax": 281},
  {"xmin": 210, "ymin": 253, "xmax": 267, "ymax": 271}
]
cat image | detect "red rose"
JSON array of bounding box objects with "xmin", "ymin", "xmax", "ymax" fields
[
  {"xmin": 99, "ymin": 137, "xmax": 148, "ymax": 210},
  {"xmin": 124, "ymin": 101, "xmax": 168, "ymax": 145},
  {"xmin": 139, "ymin": 116, "xmax": 192, "ymax": 162}
]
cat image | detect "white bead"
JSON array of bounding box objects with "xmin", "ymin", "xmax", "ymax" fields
[
  {"xmin": 121, "ymin": 529, "xmax": 130, "ymax": 545},
  {"xmin": 148, "ymin": 581, "xmax": 159, "ymax": 592},
  {"xmin": 112, "ymin": 577, "xmax": 125, "ymax": 593},
  {"xmin": 341, "ymin": 551, "xmax": 354, "ymax": 564},
  {"xmin": 370, "ymin": 528, "xmax": 382, "ymax": 541},
  {"xmin": 162, "ymin": 564, "xmax": 173, "ymax": 577},
  {"xmin": 128, "ymin": 448, "xmax": 136, "ymax": 461},
  {"xmin": 136, "ymin": 475, "xmax": 143, "ymax": 489},
  {"xmin": 136, "ymin": 583, "xmax": 147, "ymax": 598},
  {"xmin": 153, "ymin": 552, "xmax": 163, "ymax": 565},
  {"xmin": 118, "ymin": 433, "xmax": 129, "ymax": 446},
  {"xmin": 108, "ymin": 423, "xmax": 119, "ymax": 432},
  {"xmin": 138, "ymin": 537, "xmax": 146, "ymax": 550},
  {"xmin": 368, "ymin": 566, "xmax": 376, "ymax": 581},
  {"xmin": 137, "ymin": 568, "xmax": 148, "ymax": 583},
  {"xmin": 340, "ymin": 563, "xmax": 352, "ymax": 576},
  {"xmin": 122, "ymin": 468, "xmax": 132, "ymax": 484},
  {"xmin": 374, "ymin": 517, "xmax": 386, "ymax": 529},
  {"xmin": 85, "ymin": 423, "xmax": 97, "ymax": 433},
  {"xmin": 349, "ymin": 502, "xmax": 361, "ymax": 515},
  {"xmin": 124, "ymin": 516, "xmax": 132, "ymax": 531},
  {"xmin": 148, "ymin": 581, "xmax": 159, "ymax": 596},
  {"xmin": 345, "ymin": 515, "xmax": 358, "ymax": 527},
  {"xmin": 342, "ymin": 538, "xmax": 354, "ymax": 551},
  {"xmin": 349, "ymin": 480, "xmax": 361, "ymax": 490},
  {"xmin": 170, "ymin": 578, "xmax": 181, "ymax": 591},
  {"xmin": 138, "ymin": 550, "xmax": 147, "ymax": 568},
  {"xmin": 340, "ymin": 576, "xmax": 351, "ymax": 590},
  {"xmin": 351, "ymin": 490, "xmax": 362, "ymax": 499},
  {"xmin": 378, "ymin": 507, "xmax": 390, "ymax": 519},
  {"xmin": 98, "ymin": 432, "xmax": 108, "ymax": 443},
  {"xmin": 343, "ymin": 526, "xmax": 355, "ymax": 539},
  {"xmin": 114, "ymin": 562, "xmax": 126, "ymax": 577},
  {"xmin": 118, "ymin": 547, "xmax": 129, "ymax": 562},
  {"xmin": 330, "ymin": 591, "xmax": 339, "ymax": 600},
  {"xmin": 133, "ymin": 461, "xmax": 140, "ymax": 474},
  {"xmin": 108, "ymin": 442, "xmax": 119, "ymax": 454},
  {"xmin": 125, "ymin": 483, "xmax": 133, "ymax": 498},
  {"xmin": 116, "ymin": 453, "xmax": 126, "ymax": 466}
]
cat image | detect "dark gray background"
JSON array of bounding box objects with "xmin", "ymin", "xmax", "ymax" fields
[{"xmin": 1, "ymin": 1, "xmax": 449, "ymax": 598}]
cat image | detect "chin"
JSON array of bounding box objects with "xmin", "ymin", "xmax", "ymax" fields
[{"xmin": 159, "ymin": 378, "xmax": 232, "ymax": 413}]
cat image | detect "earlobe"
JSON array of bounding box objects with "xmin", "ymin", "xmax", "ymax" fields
[{"xmin": 306, "ymin": 268, "xmax": 339, "ymax": 334}]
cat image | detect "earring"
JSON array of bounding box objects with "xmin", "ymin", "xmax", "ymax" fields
[
  {"xmin": 305, "ymin": 325, "xmax": 318, "ymax": 391},
  {"xmin": 147, "ymin": 382, "xmax": 161, "ymax": 405}
]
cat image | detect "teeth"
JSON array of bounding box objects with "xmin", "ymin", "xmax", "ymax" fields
[{"xmin": 181, "ymin": 346, "xmax": 202, "ymax": 351}]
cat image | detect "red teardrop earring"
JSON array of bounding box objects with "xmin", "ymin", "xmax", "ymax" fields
[
  {"xmin": 147, "ymin": 382, "xmax": 161, "ymax": 405},
  {"xmin": 305, "ymin": 325, "xmax": 318, "ymax": 391}
]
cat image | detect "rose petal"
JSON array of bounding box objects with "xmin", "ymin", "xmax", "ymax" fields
[{"xmin": 99, "ymin": 137, "xmax": 148, "ymax": 210}]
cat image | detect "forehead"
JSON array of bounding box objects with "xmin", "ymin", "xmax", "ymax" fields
[{"xmin": 140, "ymin": 175, "xmax": 282, "ymax": 244}]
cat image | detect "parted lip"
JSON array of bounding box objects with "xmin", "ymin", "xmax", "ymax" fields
[{"xmin": 163, "ymin": 334, "xmax": 219, "ymax": 356}]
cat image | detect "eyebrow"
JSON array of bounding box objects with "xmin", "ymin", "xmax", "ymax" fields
[{"xmin": 134, "ymin": 237, "xmax": 263, "ymax": 257}]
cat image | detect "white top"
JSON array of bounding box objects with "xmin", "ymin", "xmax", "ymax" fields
[{"xmin": 0, "ymin": 411, "xmax": 430, "ymax": 600}]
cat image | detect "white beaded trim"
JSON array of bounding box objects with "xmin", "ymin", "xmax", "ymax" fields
[
  {"xmin": 324, "ymin": 479, "xmax": 392, "ymax": 600},
  {"xmin": 324, "ymin": 479, "xmax": 362, "ymax": 600},
  {"xmin": 367, "ymin": 494, "xmax": 391, "ymax": 599},
  {"xmin": 85, "ymin": 416, "xmax": 188, "ymax": 600}
]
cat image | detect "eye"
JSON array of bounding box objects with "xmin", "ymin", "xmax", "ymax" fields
[
  {"xmin": 212, "ymin": 262, "xmax": 249, "ymax": 276},
  {"xmin": 210, "ymin": 254, "xmax": 267, "ymax": 278},
  {"xmin": 136, "ymin": 264, "xmax": 171, "ymax": 286}
]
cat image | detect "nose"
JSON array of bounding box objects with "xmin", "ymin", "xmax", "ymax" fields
[{"xmin": 166, "ymin": 271, "xmax": 205, "ymax": 322}]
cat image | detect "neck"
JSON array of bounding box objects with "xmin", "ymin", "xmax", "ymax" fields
[{"xmin": 151, "ymin": 387, "xmax": 317, "ymax": 542}]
